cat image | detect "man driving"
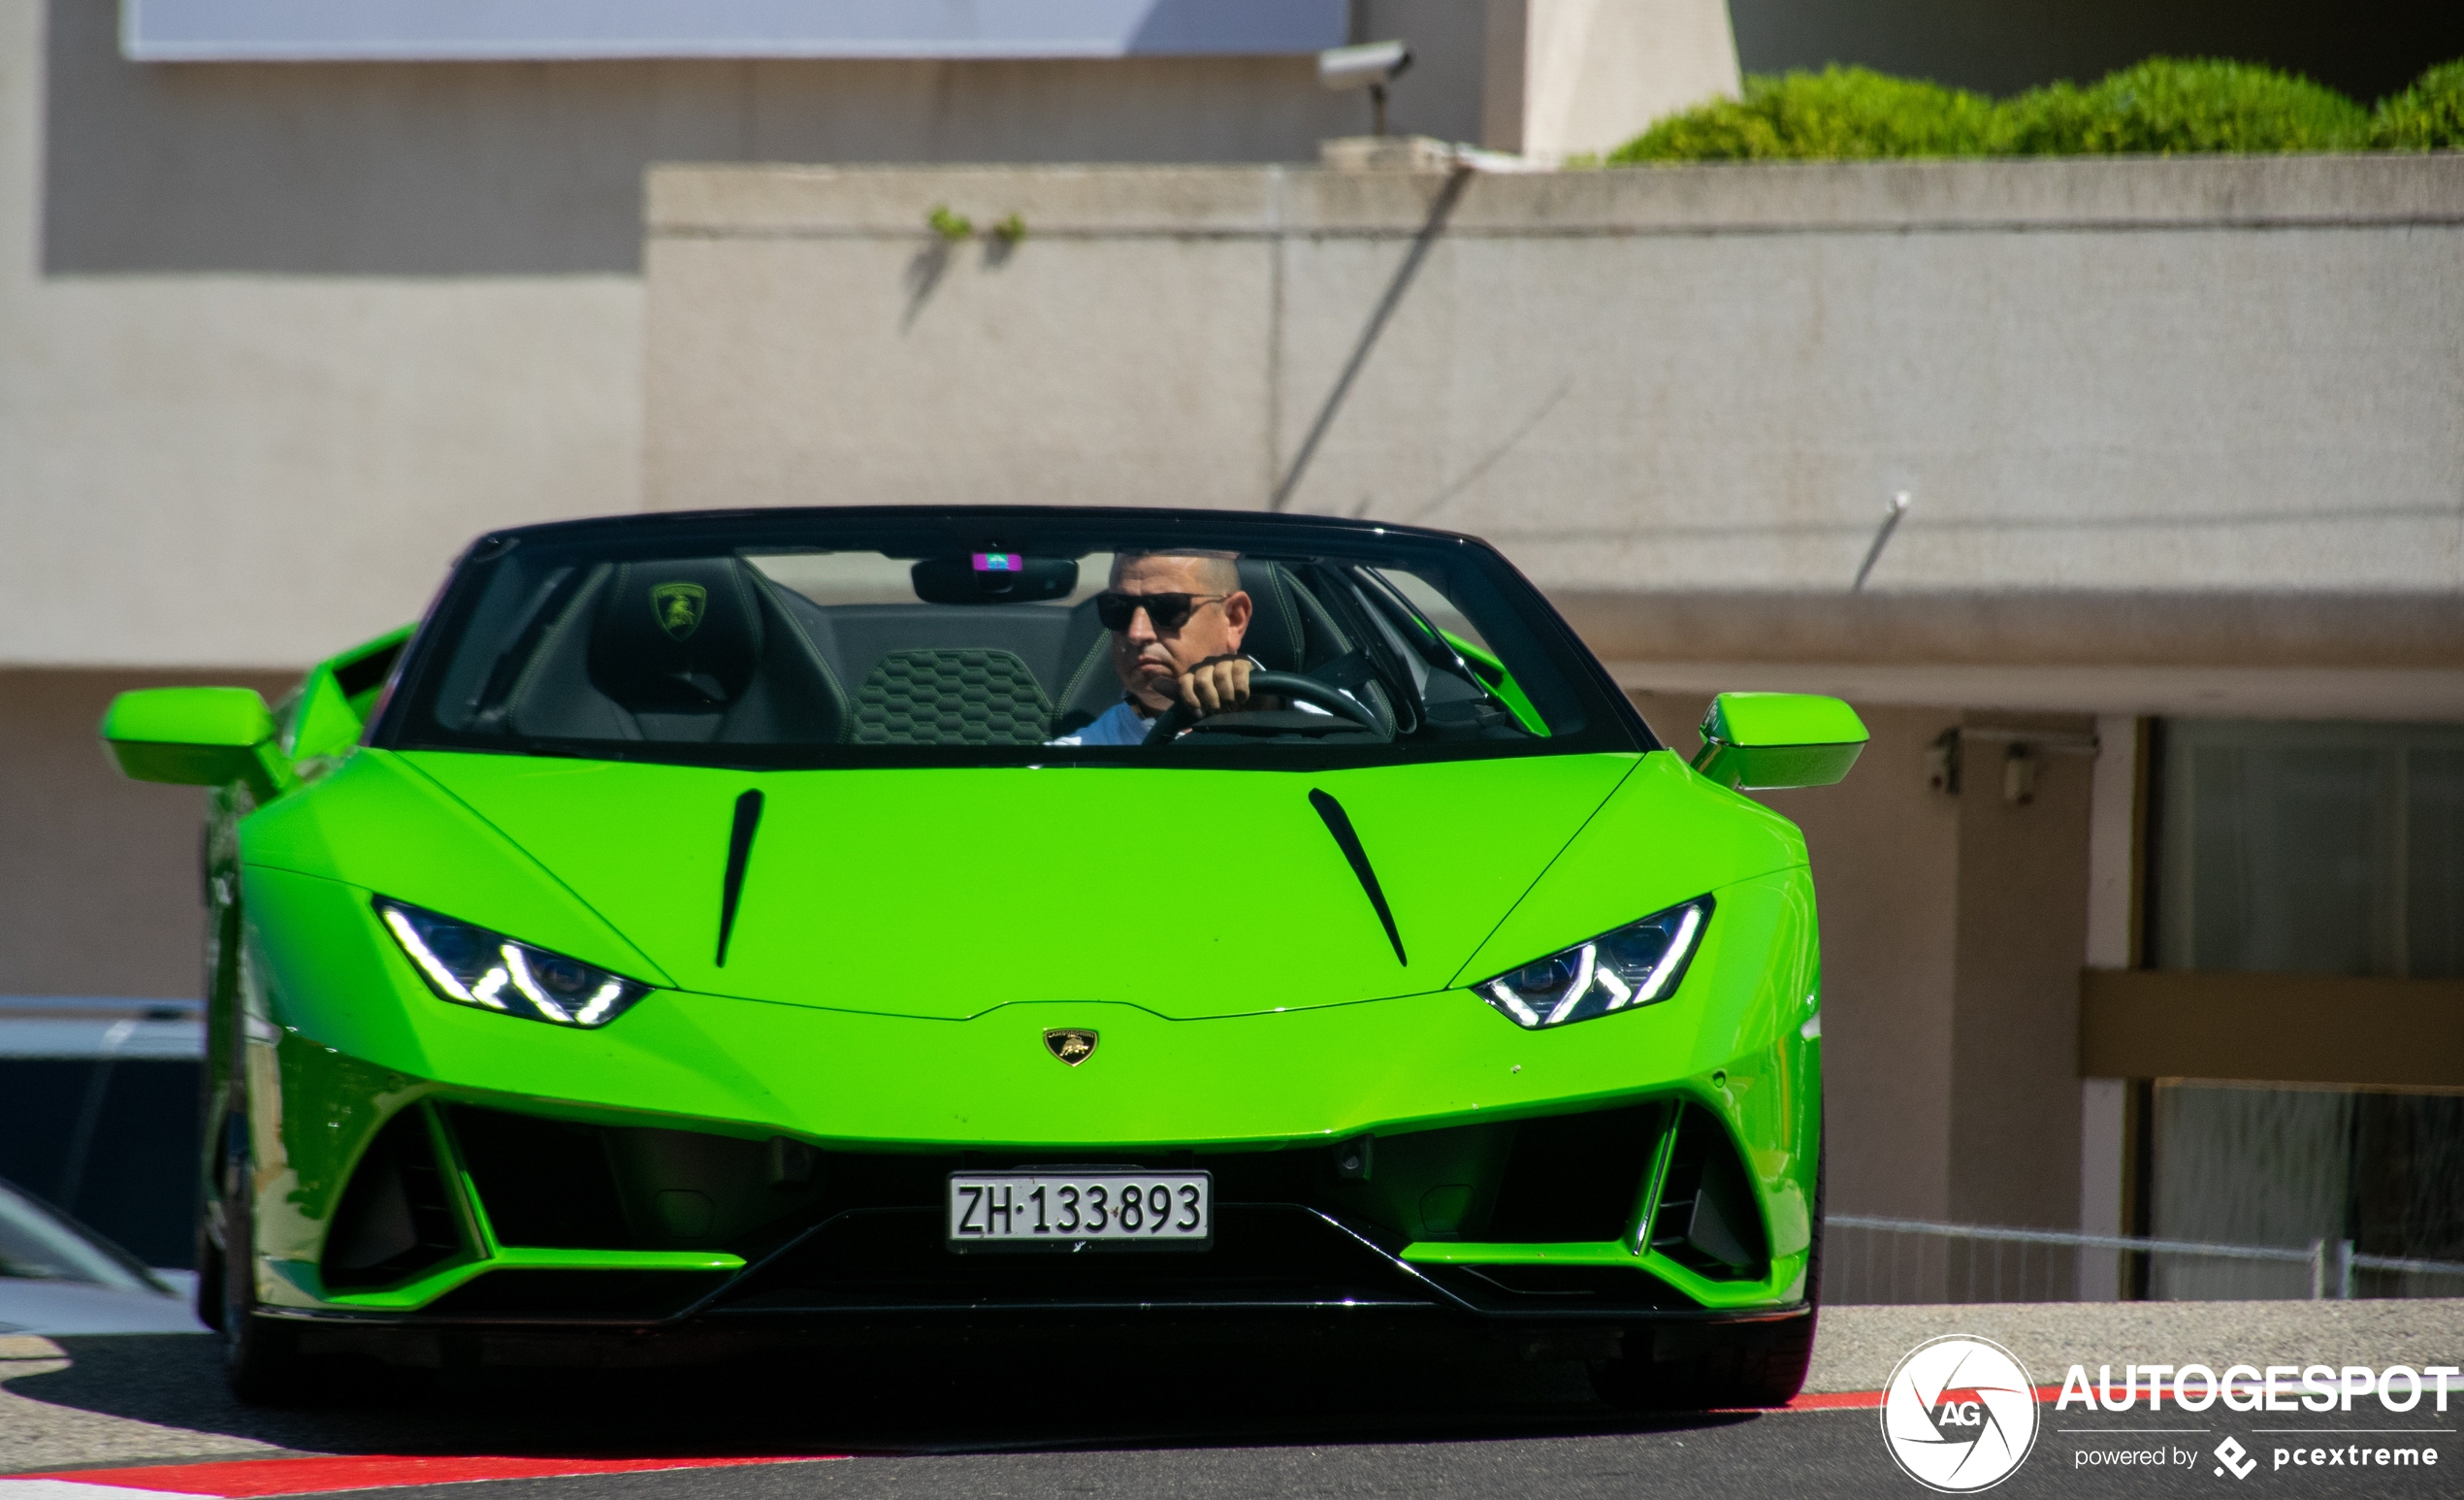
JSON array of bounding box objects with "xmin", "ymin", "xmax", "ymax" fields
[{"xmin": 1049, "ymin": 551, "xmax": 1288, "ymax": 746}]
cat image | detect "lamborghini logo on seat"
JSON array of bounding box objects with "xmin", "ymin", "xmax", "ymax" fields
[
  {"xmin": 1044, "ymin": 1028, "xmax": 1098, "ymax": 1065},
  {"xmin": 650, "ymin": 581, "xmax": 707, "ymax": 640}
]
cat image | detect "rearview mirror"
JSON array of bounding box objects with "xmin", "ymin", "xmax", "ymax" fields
[
  {"xmin": 1691, "ymin": 692, "xmax": 1868, "ymax": 791},
  {"xmin": 100, "ymin": 687, "xmax": 289, "ymax": 798}
]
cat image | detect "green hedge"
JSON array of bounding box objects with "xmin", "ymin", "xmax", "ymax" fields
[
  {"xmin": 2372, "ymin": 60, "xmax": 2464, "ymax": 149},
  {"xmin": 1608, "ymin": 56, "xmax": 2462, "ymax": 164}
]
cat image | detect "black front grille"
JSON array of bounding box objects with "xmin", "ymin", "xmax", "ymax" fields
[
  {"xmin": 322, "ymin": 1106, "xmax": 464, "ymax": 1289},
  {"xmin": 712, "ymin": 1204, "xmax": 1435, "ymax": 1314}
]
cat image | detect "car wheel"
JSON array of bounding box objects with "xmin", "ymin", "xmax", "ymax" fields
[
  {"xmin": 219, "ymin": 1122, "xmax": 310, "ymax": 1405},
  {"xmin": 1592, "ymin": 1129, "xmax": 1824, "ymax": 1411}
]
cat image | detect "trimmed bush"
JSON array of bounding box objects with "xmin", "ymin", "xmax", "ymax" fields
[
  {"xmin": 1608, "ymin": 67, "xmax": 1996, "ymax": 163},
  {"xmin": 1995, "ymin": 57, "xmax": 2367, "ymax": 155},
  {"xmin": 1609, "ymin": 55, "xmax": 2406, "ymax": 163},
  {"xmin": 2371, "ymin": 59, "xmax": 2464, "ymax": 149}
]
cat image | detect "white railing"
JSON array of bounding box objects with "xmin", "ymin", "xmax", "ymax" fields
[{"xmin": 1823, "ymin": 1215, "xmax": 2464, "ymax": 1304}]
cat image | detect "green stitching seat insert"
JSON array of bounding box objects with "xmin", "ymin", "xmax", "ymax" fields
[{"xmin": 854, "ymin": 648, "xmax": 1055, "ymax": 745}]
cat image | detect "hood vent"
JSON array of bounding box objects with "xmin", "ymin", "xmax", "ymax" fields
[
  {"xmin": 715, "ymin": 789, "xmax": 763, "ymax": 966},
  {"xmin": 1308, "ymin": 788, "xmax": 1406, "ymax": 966}
]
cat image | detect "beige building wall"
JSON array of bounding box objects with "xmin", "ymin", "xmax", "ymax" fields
[
  {"xmin": 0, "ymin": 670, "xmax": 292, "ymax": 998},
  {"xmin": 1518, "ymin": 0, "xmax": 1741, "ymax": 158},
  {"xmin": 645, "ymin": 159, "xmax": 2464, "ymax": 614}
]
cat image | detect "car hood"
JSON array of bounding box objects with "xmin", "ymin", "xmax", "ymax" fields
[{"xmin": 383, "ymin": 750, "xmax": 1641, "ymax": 1021}]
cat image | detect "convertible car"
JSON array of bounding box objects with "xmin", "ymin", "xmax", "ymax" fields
[{"xmin": 101, "ymin": 506, "xmax": 1864, "ymax": 1407}]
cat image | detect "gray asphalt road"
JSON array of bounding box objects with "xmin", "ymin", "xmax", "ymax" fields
[{"xmin": 5, "ymin": 1304, "xmax": 2457, "ymax": 1497}]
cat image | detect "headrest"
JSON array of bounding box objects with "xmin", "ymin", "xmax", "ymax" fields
[
  {"xmin": 1238, "ymin": 559, "xmax": 1345, "ymax": 674},
  {"xmin": 588, "ymin": 559, "xmax": 766, "ymax": 712}
]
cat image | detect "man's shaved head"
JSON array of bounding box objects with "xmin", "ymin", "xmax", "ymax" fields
[
  {"xmin": 1112, "ymin": 550, "xmax": 1239, "ymax": 595},
  {"xmin": 1105, "ymin": 550, "xmax": 1252, "ymax": 712}
]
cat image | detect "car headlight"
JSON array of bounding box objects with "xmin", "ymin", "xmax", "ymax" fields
[
  {"xmin": 1475, "ymin": 896, "xmax": 1713, "ymax": 1028},
  {"xmin": 373, "ymin": 897, "xmax": 651, "ymax": 1028}
]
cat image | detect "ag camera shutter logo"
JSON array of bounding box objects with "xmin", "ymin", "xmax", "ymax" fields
[{"xmin": 1880, "ymin": 1335, "xmax": 2041, "ymax": 1491}]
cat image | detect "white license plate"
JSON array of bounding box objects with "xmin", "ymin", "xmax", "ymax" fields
[{"xmin": 947, "ymin": 1171, "xmax": 1213, "ymax": 1251}]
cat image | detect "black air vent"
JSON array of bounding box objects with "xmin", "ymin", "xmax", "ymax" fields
[
  {"xmin": 1650, "ymin": 1104, "xmax": 1768, "ymax": 1280},
  {"xmin": 322, "ymin": 1107, "xmax": 464, "ymax": 1289},
  {"xmin": 1487, "ymin": 1103, "xmax": 1662, "ymax": 1243},
  {"xmin": 449, "ymin": 1105, "xmax": 633, "ymax": 1249}
]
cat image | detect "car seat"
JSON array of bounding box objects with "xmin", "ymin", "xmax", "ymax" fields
[{"xmin": 506, "ymin": 558, "xmax": 849, "ymax": 744}]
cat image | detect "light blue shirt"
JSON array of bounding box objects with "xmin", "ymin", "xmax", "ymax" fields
[
  {"xmin": 1047, "ymin": 699, "xmax": 1152, "ymax": 747},
  {"xmin": 1047, "ymin": 694, "xmax": 1332, "ymax": 747}
]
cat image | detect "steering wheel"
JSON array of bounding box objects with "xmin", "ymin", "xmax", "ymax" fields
[{"xmin": 1141, "ymin": 670, "xmax": 1382, "ymax": 745}]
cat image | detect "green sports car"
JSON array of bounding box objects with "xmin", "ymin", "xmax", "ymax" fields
[{"xmin": 102, "ymin": 506, "xmax": 1864, "ymax": 1407}]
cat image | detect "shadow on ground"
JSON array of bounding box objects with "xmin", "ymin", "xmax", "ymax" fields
[{"xmin": 5, "ymin": 1328, "xmax": 1757, "ymax": 1468}]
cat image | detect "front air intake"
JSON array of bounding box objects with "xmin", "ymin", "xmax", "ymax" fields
[
  {"xmin": 1649, "ymin": 1104, "xmax": 1768, "ymax": 1280},
  {"xmin": 322, "ymin": 1107, "xmax": 464, "ymax": 1289}
]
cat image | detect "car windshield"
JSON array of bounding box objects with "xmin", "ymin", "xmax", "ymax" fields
[{"xmin": 377, "ymin": 511, "xmax": 1648, "ymax": 769}]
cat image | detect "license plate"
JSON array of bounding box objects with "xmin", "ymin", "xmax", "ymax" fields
[{"xmin": 947, "ymin": 1171, "xmax": 1213, "ymax": 1251}]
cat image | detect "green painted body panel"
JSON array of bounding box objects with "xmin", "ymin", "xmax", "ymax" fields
[
  {"xmin": 1459, "ymin": 752, "xmax": 1810, "ymax": 986},
  {"xmin": 362, "ymin": 749, "xmax": 1639, "ymax": 1020},
  {"xmin": 242, "ymin": 753, "xmax": 671, "ymax": 989}
]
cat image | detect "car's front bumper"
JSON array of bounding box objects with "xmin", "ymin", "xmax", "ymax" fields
[{"xmin": 233, "ymin": 863, "xmax": 1823, "ymax": 1338}]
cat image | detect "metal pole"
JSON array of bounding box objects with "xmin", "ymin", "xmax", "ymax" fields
[
  {"xmin": 2309, "ymin": 1237, "xmax": 2327, "ymax": 1299},
  {"xmin": 2336, "ymin": 1240, "xmax": 2355, "ymax": 1299}
]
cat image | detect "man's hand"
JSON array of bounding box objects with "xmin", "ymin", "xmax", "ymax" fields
[{"xmin": 1174, "ymin": 654, "xmax": 1255, "ymax": 719}]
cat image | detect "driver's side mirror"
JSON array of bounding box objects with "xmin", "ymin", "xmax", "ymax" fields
[
  {"xmin": 100, "ymin": 687, "xmax": 291, "ymax": 799},
  {"xmin": 1691, "ymin": 692, "xmax": 1867, "ymax": 791}
]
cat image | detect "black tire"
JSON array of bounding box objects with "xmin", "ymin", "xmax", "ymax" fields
[
  {"xmin": 1592, "ymin": 1129, "xmax": 1824, "ymax": 1411},
  {"xmin": 220, "ymin": 1121, "xmax": 312, "ymax": 1405}
]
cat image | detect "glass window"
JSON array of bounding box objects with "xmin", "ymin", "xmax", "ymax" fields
[
  {"xmin": 380, "ymin": 512, "xmax": 1647, "ymax": 769},
  {"xmin": 2154, "ymin": 720, "xmax": 2464, "ymax": 979},
  {"xmin": 2151, "ymin": 1082, "xmax": 2464, "ymax": 1299}
]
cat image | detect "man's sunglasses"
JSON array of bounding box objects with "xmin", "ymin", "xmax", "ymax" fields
[{"xmin": 1094, "ymin": 592, "xmax": 1228, "ymax": 632}]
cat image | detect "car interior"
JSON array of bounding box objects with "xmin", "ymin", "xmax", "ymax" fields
[{"xmin": 447, "ymin": 552, "xmax": 1518, "ymax": 750}]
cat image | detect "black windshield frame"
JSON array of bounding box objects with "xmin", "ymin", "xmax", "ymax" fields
[{"xmin": 371, "ymin": 506, "xmax": 1656, "ymax": 770}]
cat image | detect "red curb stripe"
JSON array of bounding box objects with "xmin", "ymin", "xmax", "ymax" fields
[{"xmin": 19, "ymin": 1454, "xmax": 844, "ymax": 1497}]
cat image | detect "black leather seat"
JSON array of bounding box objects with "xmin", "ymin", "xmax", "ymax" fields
[
  {"xmin": 852, "ymin": 647, "xmax": 1055, "ymax": 744},
  {"xmin": 507, "ymin": 558, "xmax": 849, "ymax": 744}
]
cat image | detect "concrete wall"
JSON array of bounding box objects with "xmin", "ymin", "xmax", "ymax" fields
[
  {"xmin": 44, "ymin": 0, "xmax": 1489, "ymax": 277},
  {"xmin": 3, "ymin": 0, "xmax": 646, "ymax": 670},
  {"xmin": 645, "ymin": 156, "xmax": 2464, "ymax": 718}
]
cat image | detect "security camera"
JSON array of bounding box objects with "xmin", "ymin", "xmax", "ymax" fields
[{"xmin": 1318, "ymin": 40, "xmax": 1412, "ymax": 136}]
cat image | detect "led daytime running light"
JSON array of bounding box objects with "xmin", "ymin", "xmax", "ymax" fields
[
  {"xmin": 1474, "ymin": 896, "xmax": 1713, "ymax": 1030},
  {"xmin": 373, "ymin": 897, "xmax": 650, "ymax": 1029}
]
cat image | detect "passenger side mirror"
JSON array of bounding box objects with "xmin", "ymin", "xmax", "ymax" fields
[
  {"xmin": 100, "ymin": 687, "xmax": 290, "ymax": 799},
  {"xmin": 1691, "ymin": 692, "xmax": 1868, "ymax": 791}
]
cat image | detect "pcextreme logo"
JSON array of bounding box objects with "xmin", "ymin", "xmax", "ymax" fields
[{"xmin": 1881, "ymin": 1335, "xmax": 2042, "ymax": 1492}]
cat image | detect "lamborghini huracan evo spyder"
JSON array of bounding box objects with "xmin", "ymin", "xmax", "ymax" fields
[{"xmin": 101, "ymin": 506, "xmax": 1866, "ymax": 1407}]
